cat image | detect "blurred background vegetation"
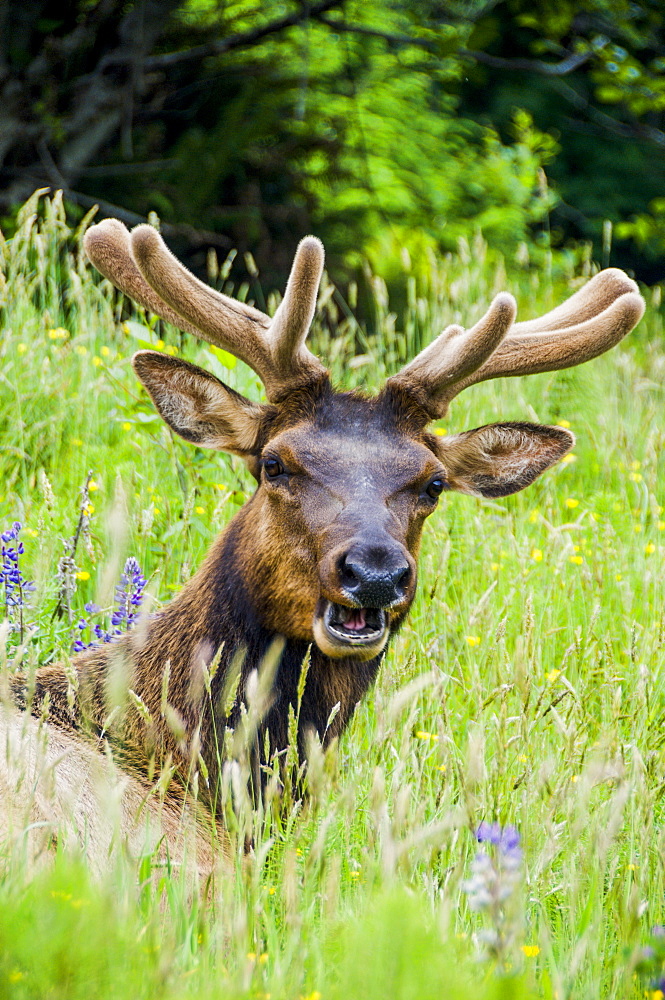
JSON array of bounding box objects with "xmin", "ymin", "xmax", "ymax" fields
[{"xmin": 2, "ymin": 0, "xmax": 665, "ymax": 293}]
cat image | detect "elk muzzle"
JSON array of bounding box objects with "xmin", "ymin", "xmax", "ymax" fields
[{"xmin": 314, "ymin": 537, "xmax": 416, "ymax": 661}]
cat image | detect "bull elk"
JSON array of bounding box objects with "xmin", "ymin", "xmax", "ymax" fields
[{"xmin": 5, "ymin": 220, "xmax": 645, "ymax": 862}]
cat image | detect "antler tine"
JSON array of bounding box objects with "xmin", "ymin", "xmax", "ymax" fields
[
  {"xmin": 510, "ymin": 267, "xmax": 638, "ymax": 335},
  {"xmin": 387, "ymin": 293, "xmax": 517, "ymax": 414},
  {"xmin": 447, "ymin": 290, "xmax": 645, "ymax": 402},
  {"xmin": 386, "ymin": 268, "xmax": 645, "ymax": 419},
  {"xmin": 269, "ymin": 236, "xmax": 325, "ymax": 378},
  {"xmin": 130, "ymin": 225, "xmax": 327, "ymax": 401},
  {"xmin": 84, "ymin": 219, "xmax": 213, "ymax": 340}
]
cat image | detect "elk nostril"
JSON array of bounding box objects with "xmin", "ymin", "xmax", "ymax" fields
[
  {"xmin": 396, "ymin": 566, "xmax": 411, "ymax": 593},
  {"xmin": 340, "ymin": 558, "xmax": 362, "ymax": 590}
]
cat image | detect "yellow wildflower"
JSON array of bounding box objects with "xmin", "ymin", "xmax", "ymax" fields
[
  {"xmin": 565, "ymin": 498, "xmax": 579, "ymax": 509},
  {"xmin": 528, "ymin": 509, "xmax": 539, "ymax": 523},
  {"xmin": 83, "ymin": 503, "xmax": 94, "ymax": 515},
  {"xmin": 415, "ymin": 731, "xmax": 439, "ymax": 741},
  {"xmin": 569, "ymin": 555, "xmax": 583, "ymax": 565},
  {"xmin": 615, "ymin": 573, "xmax": 623, "ymax": 582},
  {"xmin": 631, "ymin": 460, "xmax": 641, "ymax": 470},
  {"xmin": 156, "ymin": 339, "xmax": 165, "ymax": 350},
  {"xmin": 531, "ymin": 548, "xmax": 543, "ymax": 562},
  {"xmin": 165, "ymin": 344, "xmax": 178, "ymax": 356},
  {"xmin": 521, "ymin": 945, "xmax": 540, "ymax": 958},
  {"xmin": 490, "ymin": 561, "xmax": 500, "ymax": 572},
  {"xmin": 557, "ymin": 419, "xmax": 571, "ymax": 428},
  {"xmin": 93, "ymin": 356, "xmax": 103, "ymax": 367},
  {"xmin": 88, "ymin": 480, "xmax": 99, "ymax": 492},
  {"xmin": 349, "ymin": 870, "xmax": 360, "ymax": 879},
  {"xmin": 629, "ymin": 471, "xmax": 643, "ymax": 483},
  {"xmin": 8, "ymin": 970, "xmax": 24, "ymax": 983},
  {"xmin": 658, "ymin": 521, "xmax": 665, "ymax": 531},
  {"xmin": 195, "ymin": 506, "xmax": 205, "ymax": 514},
  {"xmin": 433, "ymin": 427, "xmax": 447, "ymax": 436},
  {"xmin": 545, "ymin": 669, "xmax": 560, "ymax": 683},
  {"xmin": 76, "ymin": 345, "xmax": 88, "ymax": 355},
  {"xmin": 518, "ymin": 754, "xmax": 528, "ymax": 763},
  {"xmin": 48, "ymin": 327, "xmax": 69, "ymax": 340},
  {"xmin": 465, "ymin": 635, "xmax": 480, "ymax": 647},
  {"xmin": 561, "ymin": 453, "xmax": 577, "ymax": 464},
  {"xmin": 24, "ymin": 528, "xmax": 39, "ymax": 538},
  {"xmin": 645, "ymin": 543, "xmax": 656, "ymax": 555},
  {"xmin": 100, "ymin": 345, "xmax": 111, "ymax": 357},
  {"xmin": 72, "ymin": 437, "xmax": 83, "ymax": 446},
  {"xmin": 436, "ymin": 764, "xmax": 446, "ymax": 772},
  {"xmin": 571, "ymin": 775, "xmax": 579, "ymax": 783},
  {"xmin": 122, "ymin": 421, "xmax": 132, "ymax": 431},
  {"xmin": 634, "ymin": 524, "xmax": 643, "ymax": 533},
  {"xmin": 17, "ymin": 343, "xmax": 27, "ymax": 355},
  {"xmin": 267, "ymin": 886, "xmax": 276, "ymax": 895},
  {"xmin": 76, "ymin": 571, "xmax": 90, "ymax": 581}
]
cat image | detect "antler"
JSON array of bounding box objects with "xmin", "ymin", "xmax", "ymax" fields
[
  {"xmin": 387, "ymin": 268, "xmax": 645, "ymax": 418},
  {"xmin": 83, "ymin": 219, "xmax": 327, "ymax": 402}
]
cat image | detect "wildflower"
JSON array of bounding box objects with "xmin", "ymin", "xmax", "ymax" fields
[
  {"xmin": 75, "ymin": 571, "xmax": 90, "ymax": 581},
  {"xmin": 631, "ymin": 460, "xmax": 641, "ymax": 470},
  {"xmin": 659, "ymin": 521, "xmax": 665, "ymax": 531},
  {"xmin": 122, "ymin": 422, "xmax": 132, "ymax": 431},
  {"xmin": 615, "ymin": 573, "xmax": 622, "ymax": 581},
  {"xmin": 528, "ymin": 509, "xmax": 539, "ymax": 523},
  {"xmin": 100, "ymin": 346, "xmax": 111, "ymax": 357},
  {"xmin": 463, "ymin": 822, "xmax": 523, "ymax": 960},
  {"xmin": 195, "ymin": 506, "xmax": 205, "ymax": 515},
  {"xmin": 156, "ymin": 339, "xmax": 165, "ymax": 350},
  {"xmin": 433, "ymin": 427, "xmax": 447, "ymax": 436},
  {"xmin": 88, "ymin": 480, "xmax": 99, "ymax": 492},
  {"xmin": 629, "ymin": 471, "xmax": 643, "ymax": 482},
  {"xmin": 545, "ymin": 668, "xmax": 560, "ymax": 683},
  {"xmin": 521, "ymin": 945, "xmax": 540, "ymax": 957},
  {"xmin": 466, "ymin": 635, "xmax": 481, "ymax": 647},
  {"xmin": 561, "ymin": 453, "xmax": 577, "ymax": 464},
  {"xmin": 17, "ymin": 343, "xmax": 27, "ymax": 355},
  {"xmin": 531, "ymin": 548, "xmax": 543, "ymax": 562},
  {"xmin": 557, "ymin": 420, "xmax": 571, "ymax": 428},
  {"xmin": 73, "ymin": 556, "xmax": 146, "ymax": 651},
  {"xmin": 490, "ymin": 561, "xmax": 500, "ymax": 572},
  {"xmin": 48, "ymin": 327, "xmax": 69, "ymax": 340},
  {"xmin": 634, "ymin": 524, "xmax": 643, "ymax": 533},
  {"xmin": 1, "ymin": 522, "xmax": 36, "ymax": 641},
  {"xmin": 569, "ymin": 555, "xmax": 583, "ymax": 565},
  {"xmin": 415, "ymin": 730, "xmax": 439, "ymax": 741},
  {"xmin": 565, "ymin": 498, "xmax": 579, "ymax": 509},
  {"xmin": 93, "ymin": 356, "xmax": 103, "ymax": 367},
  {"xmin": 75, "ymin": 345, "xmax": 88, "ymax": 356},
  {"xmin": 645, "ymin": 543, "xmax": 656, "ymax": 555}
]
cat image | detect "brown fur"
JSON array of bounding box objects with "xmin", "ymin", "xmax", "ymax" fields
[{"xmin": 14, "ymin": 226, "xmax": 646, "ymax": 853}]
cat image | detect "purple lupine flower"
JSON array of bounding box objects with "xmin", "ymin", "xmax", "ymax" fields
[
  {"xmin": 462, "ymin": 822, "xmax": 524, "ymax": 961},
  {"xmin": 1, "ymin": 521, "xmax": 36, "ymax": 640},
  {"xmin": 73, "ymin": 557, "xmax": 146, "ymax": 651}
]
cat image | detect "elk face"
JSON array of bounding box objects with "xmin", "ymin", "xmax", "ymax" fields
[
  {"xmin": 132, "ymin": 355, "xmax": 575, "ymax": 660},
  {"xmin": 85, "ymin": 221, "xmax": 644, "ymax": 661}
]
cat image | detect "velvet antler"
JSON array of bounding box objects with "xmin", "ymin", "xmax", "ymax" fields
[
  {"xmin": 84, "ymin": 220, "xmax": 327, "ymax": 402},
  {"xmin": 387, "ymin": 268, "xmax": 645, "ymax": 418}
]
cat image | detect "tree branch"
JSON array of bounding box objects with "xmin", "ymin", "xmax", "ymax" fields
[
  {"xmin": 142, "ymin": 0, "xmax": 346, "ymax": 70},
  {"xmin": 461, "ymin": 48, "xmax": 594, "ymax": 77}
]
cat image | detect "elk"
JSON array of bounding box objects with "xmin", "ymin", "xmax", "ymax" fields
[{"xmin": 7, "ymin": 220, "xmax": 644, "ymax": 853}]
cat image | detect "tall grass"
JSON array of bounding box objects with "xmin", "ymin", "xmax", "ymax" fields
[{"xmin": 1, "ymin": 192, "xmax": 665, "ymax": 998}]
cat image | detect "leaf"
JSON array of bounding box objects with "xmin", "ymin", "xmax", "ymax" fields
[{"xmin": 209, "ymin": 345, "xmax": 236, "ymax": 369}]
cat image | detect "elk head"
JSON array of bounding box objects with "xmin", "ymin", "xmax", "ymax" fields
[{"xmin": 84, "ymin": 221, "xmax": 644, "ymax": 663}]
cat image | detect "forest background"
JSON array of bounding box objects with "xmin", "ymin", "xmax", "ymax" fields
[{"xmin": 3, "ymin": 0, "xmax": 665, "ymax": 297}]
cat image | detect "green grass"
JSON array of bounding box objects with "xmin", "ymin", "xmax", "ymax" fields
[{"xmin": 1, "ymin": 191, "xmax": 665, "ymax": 998}]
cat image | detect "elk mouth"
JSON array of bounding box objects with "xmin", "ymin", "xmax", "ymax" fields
[{"xmin": 311, "ymin": 600, "xmax": 389, "ymax": 659}]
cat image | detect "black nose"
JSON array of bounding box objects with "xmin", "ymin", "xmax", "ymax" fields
[{"xmin": 339, "ymin": 545, "xmax": 411, "ymax": 607}]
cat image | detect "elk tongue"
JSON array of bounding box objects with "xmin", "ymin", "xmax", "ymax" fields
[{"xmin": 344, "ymin": 609, "xmax": 367, "ymax": 631}]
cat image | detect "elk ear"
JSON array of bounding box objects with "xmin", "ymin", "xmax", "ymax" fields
[
  {"xmin": 437, "ymin": 422, "xmax": 574, "ymax": 498},
  {"xmin": 132, "ymin": 351, "xmax": 273, "ymax": 456}
]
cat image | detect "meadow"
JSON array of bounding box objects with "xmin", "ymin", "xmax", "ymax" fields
[{"xmin": 1, "ymin": 191, "xmax": 665, "ymax": 999}]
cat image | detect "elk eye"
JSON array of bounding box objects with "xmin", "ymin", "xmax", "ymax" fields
[
  {"xmin": 425, "ymin": 478, "xmax": 446, "ymax": 500},
  {"xmin": 263, "ymin": 457, "xmax": 286, "ymax": 479}
]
